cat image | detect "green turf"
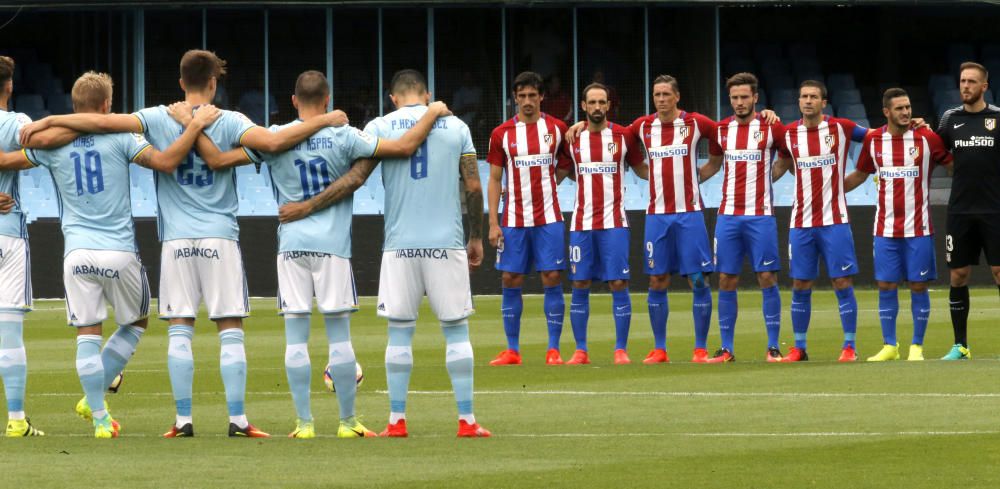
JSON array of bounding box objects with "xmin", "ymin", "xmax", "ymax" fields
[{"xmin": 3, "ymin": 288, "xmax": 1000, "ymax": 488}]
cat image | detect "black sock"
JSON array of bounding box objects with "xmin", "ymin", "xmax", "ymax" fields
[{"xmin": 950, "ymin": 286, "xmax": 970, "ymax": 347}]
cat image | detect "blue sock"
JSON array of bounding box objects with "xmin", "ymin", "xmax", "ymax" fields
[
  {"xmin": 835, "ymin": 287, "xmax": 858, "ymax": 348},
  {"xmin": 219, "ymin": 329, "xmax": 247, "ymax": 418},
  {"xmin": 878, "ymin": 289, "xmax": 899, "ymax": 345},
  {"xmin": 101, "ymin": 325, "xmax": 144, "ymax": 390},
  {"xmin": 791, "ymin": 289, "xmax": 812, "ymax": 350},
  {"xmin": 166, "ymin": 325, "xmax": 195, "ymax": 419},
  {"xmin": 612, "ymin": 289, "xmax": 632, "ymax": 351},
  {"xmin": 647, "ymin": 289, "xmax": 668, "ymax": 350},
  {"xmin": 76, "ymin": 334, "xmax": 106, "ymax": 419},
  {"xmin": 543, "ymin": 286, "xmax": 564, "ymax": 350},
  {"xmin": 762, "ymin": 285, "xmax": 782, "ymax": 349},
  {"xmin": 442, "ymin": 320, "xmax": 474, "ymax": 418},
  {"xmin": 325, "ymin": 313, "xmax": 357, "ymax": 420},
  {"xmin": 911, "ymin": 291, "xmax": 930, "ymax": 346},
  {"xmin": 692, "ymin": 285, "xmax": 712, "ymax": 350},
  {"xmin": 284, "ymin": 315, "xmax": 312, "ymax": 422},
  {"xmin": 718, "ymin": 290, "xmax": 738, "ymax": 352},
  {"xmin": 0, "ymin": 315, "xmax": 26, "ymax": 415},
  {"xmin": 385, "ymin": 321, "xmax": 415, "ymax": 419},
  {"xmin": 570, "ymin": 288, "xmax": 590, "ymax": 351},
  {"xmin": 501, "ymin": 287, "xmax": 522, "ymax": 351}
]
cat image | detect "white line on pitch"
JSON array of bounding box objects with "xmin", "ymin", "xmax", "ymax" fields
[
  {"xmin": 30, "ymin": 390, "xmax": 1000, "ymax": 398},
  {"xmin": 27, "ymin": 430, "xmax": 1000, "ymax": 439}
]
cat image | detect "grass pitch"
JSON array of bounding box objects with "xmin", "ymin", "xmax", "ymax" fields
[{"xmin": 3, "ymin": 288, "xmax": 1000, "ymax": 488}]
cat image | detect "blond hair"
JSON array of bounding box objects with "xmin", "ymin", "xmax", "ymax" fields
[{"xmin": 72, "ymin": 71, "xmax": 113, "ymax": 112}]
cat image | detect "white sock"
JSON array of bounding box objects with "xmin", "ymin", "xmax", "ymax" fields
[
  {"xmin": 389, "ymin": 412, "xmax": 406, "ymax": 424},
  {"xmin": 176, "ymin": 415, "xmax": 192, "ymax": 427},
  {"xmin": 92, "ymin": 409, "xmax": 108, "ymax": 419},
  {"xmin": 230, "ymin": 414, "xmax": 248, "ymax": 428},
  {"xmin": 459, "ymin": 414, "xmax": 476, "ymax": 424},
  {"xmin": 8, "ymin": 411, "xmax": 25, "ymax": 420}
]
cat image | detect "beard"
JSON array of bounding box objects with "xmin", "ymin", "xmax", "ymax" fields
[
  {"xmin": 587, "ymin": 111, "xmax": 605, "ymax": 124},
  {"xmin": 961, "ymin": 90, "xmax": 983, "ymax": 104}
]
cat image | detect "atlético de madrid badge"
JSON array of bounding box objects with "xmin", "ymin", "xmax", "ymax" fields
[
  {"xmin": 986, "ymin": 118, "xmax": 996, "ymax": 131},
  {"xmin": 544, "ymin": 134, "xmax": 552, "ymax": 143},
  {"xmin": 607, "ymin": 142, "xmax": 618, "ymax": 153},
  {"xmin": 752, "ymin": 131, "xmax": 762, "ymax": 143}
]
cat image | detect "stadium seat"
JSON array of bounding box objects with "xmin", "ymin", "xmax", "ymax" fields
[
  {"xmin": 557, "ymin": 188, "xmax": 575, "ymax": 211},
  {"xmin": 927, "ymin": 74, "xmax": 953, "ymax": 95},
  {"xmin": 796, "ymin": 72, "xmax": 824, "ymax": 86},
  {"xmin": 934, "ymin": 89, "xmax": 962, "ymax": 113},
  {"xmin": 837, "ymin": 103, "xmax": 867, "ymax": 121},
  {"xmin": 238, "ymin": 198, "xmax": 253, "ymax": 215},
  {"xmin": 724, "ymin": 58, "xmax": 756, "ymax": 78},
  {"xmin": 352, "ymin": 198, "xmax": 380, "ymax": 215},
  {"xmin": 754, "ymin": 43, "xmax": 783, "ymax": 64},
  {"xmin": 831, "ymin": 89, "xmax": 862, "ymax": 107},
  {"xmin": 46, "ymin": 93, "xmax": 71, "ymax": 115},
  {"xmin": 826, "ymin": 74, "xmax": 857, "ymax": 93},
  {"xmin": 852, "ymin": 118, "xmax": 871, "ymax": 130},
  {"xmin": 253, "ymin": 197, "xmax": 278, "ymax": 216},
  {"xmin": 947, "ymin": 43, "xmax": 977, "ymax": 72},
  {"xmin": 764, "ymin": 73, "xmax": 795, "ymax": 92},
  {"xmin": 775, "ymin": 103, "xmax": 799, "ymax": 123},
  {"xmin": 771, "ymin": 89, "xmax": 798, "ymax": 105},
  {"xmin": 131, "ymin": 199, "xmax": 156, "ymax": 217},
  {"xmin": 27, "ymin": 198, "xmax": 57, "ymax": 218},
  {"xmin": 237, "ymin": 173, "xmax": 264, "ymax": 189},
  {"xmin": 235, "ymin": 164, "xmax": 256, "ymax": 177},
  {"xmin": 14, "ymin": 94, "xmax": 44, "ymax": 113}
]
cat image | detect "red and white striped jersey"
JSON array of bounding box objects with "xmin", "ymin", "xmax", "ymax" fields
[
  {"xmin": 487, "ymin": 114, "xmax": 570, "ymax": 227},
  {"xmin": 563, "ymin": 123, "xmax": 644, "ymax": 231},
  {"xmin": 782, "ymin": 116, "xmax": 857, "ymax": 228},
  {"xmin": 856, "ymin": 126, "xmax": 952, "ymax": 238},
  {"xmin": 630, "ymin": 111, "xmax": 716, "ymax": 214},
  {"xmin": 709, "ymin": 115, "xmax": 787, "ymax": 216}
]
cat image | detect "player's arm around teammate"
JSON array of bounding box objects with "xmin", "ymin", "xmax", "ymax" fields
[{"xmin": 275, "ymin": 101, "xmax": 453, "ymax": 223}]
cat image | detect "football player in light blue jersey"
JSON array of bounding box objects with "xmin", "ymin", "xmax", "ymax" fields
[
  {"xmin": 21, "ymin": 51, "xmax": 346, "ymax": 438},
  {"xmin": 3, "ymin": 71, "xmax": 220, "ymax": 438},
  {"xmin": 361, "ymin": 69, "xmax": 489, "ymax": 437},
  {"xmin": 0, "ymin": 56, "xmax": 43, "ymax": 437},
  {"xmin": 198, "ymin": 70, "xmax": 450, "ymax": 438}
]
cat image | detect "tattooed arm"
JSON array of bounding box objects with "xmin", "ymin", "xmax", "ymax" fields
[
  {"xmin": 277, "ymin": 158, "xmax": 379, "ymax": 223},
  {"xmin": 461, "ymin": 153, "xmax": 484, "ymax": 271}
]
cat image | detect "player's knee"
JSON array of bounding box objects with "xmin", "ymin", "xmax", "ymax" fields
[
  {"xmin": 719, "ymin": 273, "xmax": 739, "ymax": 291},
  {"xmin": 649, "ymin": 274, "xmax": 669, "ymax": 290},
  {"xmin": 608, "ymin": 279, "xmax": 628, "ymax": 291},
  {"xmin": 501, "ymin": 272, "xmax": 524, "ymax": 288},
  {"xmin": 831, "ymin": 276, "xmax": 852, "ymax": 290},
  {"xmin": 910, "ymin": 282, "xmax": 929, "ymax": 293},
  {"xmin": 757, "ymin": 272, "xmax": 777, "ymax": 288},
  {"xmin": 877, "ymin": 281, "xmax": 898, "ymax": 291},
  {"xmin": 689, "ymin": 273, "xmax": 705, "ymax": 289},
  {"xmin": 950, "ymin": 267, "xmax": 971, "ymax": 287},
  {"xmin": 540, "ymin": 270, "xmax": 562, "ymax": 287}
]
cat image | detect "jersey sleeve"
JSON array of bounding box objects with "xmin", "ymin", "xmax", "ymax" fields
[
  {"xmin": 458, "ymin": 122, "xmax": 476, "ymax": 157},
  {"xmin": 557, "ymin": 139, "xmax": 575, "ymax": 172},
  {"xmin": 132, "ymin": 106, "xmax": 161, "ymax": 134},
  {"xmin": 486, "ymin": 127, "xmax": 506, "ymax": 167},
  {"xmin": 623, "ymin": 126, "xmax": 645, "ymax": 167},
  {"xmin": 22, "ymin": 148, "xmax": 45, "ymax": 168},
  {"xmin": 227, "ymin": 111, "xmax": 258, "ymax": 147},
  {"xmin": 924, "ymin": 129, "xmax": 954, "ymax": 167},
  {"xmin": 692, "ymin": 113, "xmax": 718, "ymax": 141},
  {"xmin": 344, "ymin": 126, "xmax": 380, "ymax": 161},
  {"xmin": 12, "ymin": 113, "xmax": 32, "ymax": 145},
  {"xmin": 936, "ymin": 109, "xmax": 954, "ymax": 147},
  {"xmin": 839, "ymin": 118, "xmax": 868, "ymax": 142},
  {"xmin": 855, "ymin": 132, "xmax": 877, "ymax": 174},
  {"xmin": 363, "ymin": 118, "xmax": 387, "ymax": 140},
  {"xmin": 708, "ymin": 125, "xmax": 724, "ymax": 156},
  {"xmin": 124, "ymin": 132, "xmax": 153, "ymax": 162},
  {"xmin": 776, "ymin": 124, "xmax": 792, "ymax": 159}
]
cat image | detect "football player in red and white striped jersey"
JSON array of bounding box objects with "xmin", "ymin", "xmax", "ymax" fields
[
  {"xmin": 700, "ymin": 72, "xmax": 790, "ymax": 363},
  {"xmin": 486, "ymin": 72, "xmax": 572, "ymax": 366},
  {"xmin": 770, "ymin": 80, "xmax": 869, "ymax": 363},
  {"xmin": 562, "ymin": 82, "xmax": 647, "ymax": 365},
  {"xmin": 845, "ymin": 88, "xmax": 952, "ymax": 362}
]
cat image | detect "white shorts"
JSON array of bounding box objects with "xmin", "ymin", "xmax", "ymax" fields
[
  {"xmin": 276, "ymin": 252, "xmax": 358, "ymax": 315},
  {"xmin": 377, "ymin": 249, "xmax": 474, "ymax": 322},
  {"xmin": 0, "ymin": 235, "xmax": 31, "ymax": 312},
  {"xmin": 159, "ymin": 238, "xmax": 249, "ymax": 320},
  {"xmin": 63, "ymin": 249, "xmax": 150, "ymax": 327}
]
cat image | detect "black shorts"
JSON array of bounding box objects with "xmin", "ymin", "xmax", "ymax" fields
[{"xmin": 946, "ymin": 213, "xmax": 1000, "ymax": 268}]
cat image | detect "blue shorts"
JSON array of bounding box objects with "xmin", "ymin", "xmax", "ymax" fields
[
  {"xmin": 569, "ymin": 227, "xmax": 630, "ymax": 282},
  {"xmin": 714, "ymin": 214, "xmax": 781, "ymax": 275},
  {"xmin": 643, "ymin": 212, "xmax": 714, "ymax": 276},
  {"xmin": 789, "ymin": 224, "xmax": 859, "ymax": 280},
  {"xmin": 496, "ymin": 222, "xmax": 566, "ymax": 274},
  {"xmin": 873, "ymin": 236, "xmax": 937, "ymax": 283}
]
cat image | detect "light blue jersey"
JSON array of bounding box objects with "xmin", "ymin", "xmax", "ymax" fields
[
  {"xmin": 264, "ymin": 120, "xmax": 379, "ymax": 257},
  {"xmin": 0, "ymin": 110, "xmax": 30, "ymax": 239},
  {"xmin": 364, "ymin": 105, "xmax": 474, "ymax": 251},
  {"xmin": 134, "ymin": 106, "xmax": 259, "ymax": 241},
  {"xmin": 24, "ymin": 132, "xmax": 151, "ymax": 255}
]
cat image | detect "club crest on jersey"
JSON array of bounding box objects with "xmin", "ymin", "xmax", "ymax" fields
[
  {"xmin": 909, "ymin": 147, "xmax": 918, "ymax": 156},
  {"xmin": 986, "ymin": 118, "xmax": 996, "ymax": 131},
  {"xmin": 680, "ymin": 126, "xmax": 690, "ymax": 138},
  {"xmin": 543, "ymin": 134, "xmax": 552, "ymax": 144},
  {"xmin": 752, "ymin": 131, "xmax": 762, "ymax": 143},
  {"xmin": 607, "ymin": 142, "xmax": 618, "ymax": 154},
  {"xmin": 824, "ymin": 134, "xmax": 834, "ymax": 146}
]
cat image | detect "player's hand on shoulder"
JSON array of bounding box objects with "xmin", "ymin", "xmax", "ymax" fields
[
  {"xmin": 488, "ymin": 224, "xmax": 503, "ymax": 249},
  {"xmin": 323, "ymin": 109, "xmax": 349, "ymax": 128},
  {"xmin": 760, "ymin": 109, "xmax": 780, "ymax": 125},
  {"xmin": 19, "ymin": 117, "xmax": 52, "ymax": 147},
  {"xmin": 167, "ymin": 102, "xmax": 194, "ymax": 127},
  {"xmin": 428, "ymin": 101, "xmax": 452, "ymax": 118},
  {"xmin": 0, "ymin": 192, "xmax": 14, "ymax": 214},
  {"xmin": 192, "ymin": 104, "xmax": 222, "ymax": 128},
  {"xmin": 467, "ymin": 239, "xmax": 484, "ymax": 271},
  {"xmin": 278, "ymin": 200, "xmax": 314, "ymax": 223},
  {"xmin": 910, "ymin": 117, "xmax": 928, "ymax": 130},
  {"xmin": 565, "ymin": 121, "xmax": 586, "ymax": 144}
]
